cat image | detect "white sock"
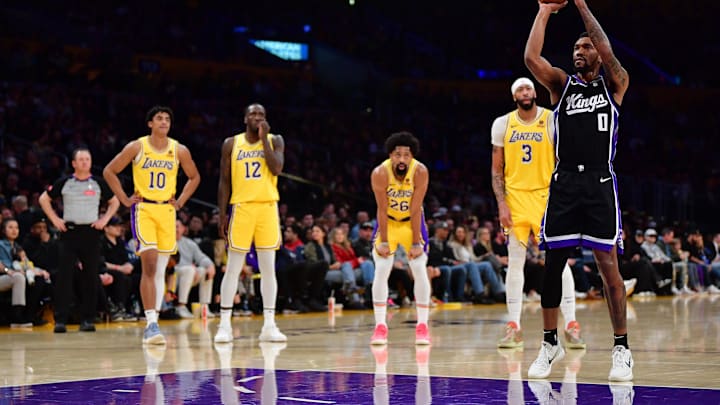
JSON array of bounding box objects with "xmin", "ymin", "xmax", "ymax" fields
[
  {"xmin": 408, "ymin": 253, "xmax": 430, "ymax": 324},
  {"xmin": 220, "ymin": 308, "xmax": 232, "ymax": 328},
  {"xmin": 506, "ymin": 233, "xmax": 527, "ymax": 328},
  {"xmin": 560, "ymin": 262, "xmax": 576, "ymax": 328},
  {"xmin": 155, "ymin": 254, "xmax": 170, "ymax": 311},
  {"xmin": 372, "ymin": 251, "xmax": 394, "ymax": 326},
  {"xmin": 220, "ymin": 251, "xmax": 246, "ymax": 309},
  {"xmin": 145, "ymin": 309, "xmax": 158, "ymax": 325},
  {"xmin": 257, "ymin": 250, "xmax": 278, "ymax": 327}
]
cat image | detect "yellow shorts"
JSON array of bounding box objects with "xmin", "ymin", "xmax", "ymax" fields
[
  {"xmin": 373, "ymin": 217, "xmax": 429, "ymax": 254},
  {"xmin": 131, "ymin": 202, "xmax": 177, "ymax": 254},
  {"xmin": 228, "ymin": 202, "xmax": 281, "ymax": 252},
  {"xmin": 506, "ymin": 188, "xmax": 548, "ymax": 246}
]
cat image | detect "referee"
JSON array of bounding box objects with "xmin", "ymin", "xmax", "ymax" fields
[{"xmin": 39, "ymin": 148, "xmax": 120, "ymax": 333}]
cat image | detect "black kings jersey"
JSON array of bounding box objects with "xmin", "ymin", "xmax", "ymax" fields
[{"xmin": 554, "ymin": 74, "xmax": 619, "ymax": 169}]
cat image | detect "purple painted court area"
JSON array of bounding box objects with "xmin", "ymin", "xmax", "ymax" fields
[{"xmin": 1, "ymin": 368, "xmax": 718, "ymax": 404}]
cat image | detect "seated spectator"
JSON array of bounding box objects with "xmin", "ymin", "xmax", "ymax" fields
[
  {"xmin": 174, "ymin": 219, "xmax": 216, "ymax": 319},
  {"xmin": 706, "ymin": 233, "xmax": 720, "ymax": 292},
  {"xmin": 426, "ymin": 221, "xmax": 466, "ymax": 302},
  {"xmin": 100, "ymin": 216, "xmax": 137, "ymax": 321},
  {"xmin": 622, "ymin": 229, "xmax": 664, "ymax": 296},
  {"xmin": 22, "ymin": 214, "xmax": 59, "ymax": 277},
  {"xmin": 330, "ymin": 227, "xmax": 374, "ymax": 301},
  {"xmin": 656, "ymin": 228, "xmax": 694, "ymax": 294},
  {"xmin": 448, "ymin": 224, "xmax": 505, "ymax": 304},
  {"xmin": 276, "ymin": 224, "xmax": 327, "ymax": 313},
  {"xmin": 304, "ymin": 225, "xmax": 363, "ymax": 308},
  {"xmin": 351, "ymin": 221, "xmax": 375, "ymax": 261},
  {"xmin": 0, "ymin": 218, "xmax": 50, "ymax": 326},
  {"xmin": 686, "ymin": 230, "xmax": 717, "ymax": 293},
  {"xmin": 473, "ymin": 226, "xmax": 506, "ymax": 276},
  {"xmin": 640, "ymin": 228, "xmax": 673, "ymax": 293}
]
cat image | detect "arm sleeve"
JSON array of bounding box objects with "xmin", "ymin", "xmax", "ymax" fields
[
  {"xmin": 47, "ymin": 176, "xmax": 70, "ymax": 199},
  {"xmin": 490, "ymin": 114, "xmax": 509, "ymax": 147}
]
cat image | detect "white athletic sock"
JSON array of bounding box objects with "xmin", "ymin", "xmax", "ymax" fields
[
  {"xmin": 155, "ymin": 254, "xmax": 170, "ymax": 311},
  {"xmin": 408, "ymin": 253, "xmax": 430, "ymax": 324},
  {"xmin": 257, "ymin": 250, "xmax": 277, "ymax": 327},
  {"xmin": 220, "ymin": 251, "xmax": 246, "ymax": 309},
  {"xmin": 220, "ymin": 308, "xmax": 232, "ymax": 328},
  {"xmin": 145, "ymin": 309, "xmax": 158, "ymax": 326},
  {"xmin": 506, "ymin": 234, "xmax": 527, "ymax": 328},
  {"xmin": 560, "ymin": 262, "xmax": 576, "ymax": 328},
  {"xmin": 372, "ymin": 251, "xmax": 394, "ymax": 326}
]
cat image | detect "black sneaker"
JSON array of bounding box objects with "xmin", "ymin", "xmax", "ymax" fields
[
  {"xmin": 54, "ymin": 323, "xmax": 67, "ymax": 333},
  {"xmin": 79, "ymin": 321, "xmax": 96, "ymax": 332}
]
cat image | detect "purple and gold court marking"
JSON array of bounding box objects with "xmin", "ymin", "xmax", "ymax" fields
[{"xmin": 1, "ymin": 368, "xmax": 718, "ymax": 404}]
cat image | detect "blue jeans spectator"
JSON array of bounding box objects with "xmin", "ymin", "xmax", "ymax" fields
[
  {"xmin": 464, "ymin": 261, "xmax": 505, "ymax": 298},
  {"xmin": 325, "ymin": 261, "xmax": 375, "ymax": 288},
  {"xmin": 439, "ymin": 264, "xmax": 467, "ymax": 302}
]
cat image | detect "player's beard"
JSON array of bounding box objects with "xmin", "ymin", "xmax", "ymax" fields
[
  {"xmin": 516, "ymin": 98, "xmax": 536, "ymax": 111},
  {"xmin": 394, "ymin": 164, "xmax": 408, "ymax": 177}
]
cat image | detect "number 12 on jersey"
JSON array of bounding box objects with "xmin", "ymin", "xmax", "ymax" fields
[{"xmin": 244, "ymin": 161, "xmax": 261, "ymax": 179}]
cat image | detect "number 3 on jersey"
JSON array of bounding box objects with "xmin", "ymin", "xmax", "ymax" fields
[
  {"xmin": 521, "ymin": 144, "xmax": 532, "ymax": 163},
  {"xmin": 245, "ymin": 161, "xmax": 261, "ymax": 179}
]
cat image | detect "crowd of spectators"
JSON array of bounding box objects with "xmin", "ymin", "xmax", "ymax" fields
[{"xmin": 1, "ymin": 2, "xmax": 719, "ymax": 324}]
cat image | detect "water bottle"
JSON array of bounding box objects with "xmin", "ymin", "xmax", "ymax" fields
[{"xmin": 328, "ymin": 290, "xmax": 335, "ymax": 313}]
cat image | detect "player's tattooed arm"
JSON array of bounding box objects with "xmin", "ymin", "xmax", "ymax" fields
[
  {"xmin": 575, "ymin": 0, "xmax": 629, "ymax": 103},
  {"xmin": 491, "ymin": 146, "xmax": 506, "ymax": 204}
]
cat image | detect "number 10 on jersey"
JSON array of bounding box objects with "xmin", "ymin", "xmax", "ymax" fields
[{"xmin": 148, "ymin": 171, "xmax": 166, "ymax": 189}]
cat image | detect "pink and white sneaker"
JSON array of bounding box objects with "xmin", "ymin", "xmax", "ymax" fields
[
  {"xmin": 370, "ymin": 324, "xmax": 389, "ymax": 345},
  {"xmin": 415, "ymin": 323, "xmax": 431, "ymax": 345}
]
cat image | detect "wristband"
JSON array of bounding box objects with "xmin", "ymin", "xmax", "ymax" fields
[{"xmin": 412, "ymin": 243, "xmax": 422, "ymax": 248}]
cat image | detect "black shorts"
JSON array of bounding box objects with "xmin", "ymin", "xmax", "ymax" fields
[{"xmin": 539, "ymin": 166, "xmax": 623, "ymax": 252}]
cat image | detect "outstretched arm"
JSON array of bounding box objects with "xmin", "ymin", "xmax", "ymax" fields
[
  {"xmin": 525, "ymin": 1, "xmax": 569, "ymax": 104},
  {"xmin": 575, "ymin": 0, "xmax": 629, "ymax": 104}
]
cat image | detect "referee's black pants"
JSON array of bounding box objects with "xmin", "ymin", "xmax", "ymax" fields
[{"xmin": 54, "ymin": 225, "xmax": 101, "ymax": 324}]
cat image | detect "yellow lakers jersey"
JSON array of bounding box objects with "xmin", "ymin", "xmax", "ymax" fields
[
  {"xmin": 132, "ymin": 136, "xmax": 179, "ymax": 201},
  {"xmin": 230, "ymin": 133, "xmax": 279, "ymax": 204},
  {"xmin": 383, "ymin": 158, "xmax": 418, "ymax": 221},
  {"xmin": 503, "ymin": 108, "xmax": 554, "ymax": 191}
]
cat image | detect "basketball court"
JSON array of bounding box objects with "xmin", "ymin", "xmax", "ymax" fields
[{"xmin": 1, "ymin": 295, "xmax": 719, "ymax": 403}]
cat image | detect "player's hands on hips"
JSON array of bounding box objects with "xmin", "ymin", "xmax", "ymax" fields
[
  {"xmin": 121, "ymin": 193, "xmax": 142, "ymax": 208},
  {"xmin": 258, "ymin": 120, "xmax": 271, "ymax": 141},
  {"xmin": 538, "ymin": 0, "xmax": 568, "ymax": 13},
  {"xmin": 498, "ymin": 201, "xmax": 513, "ymax": 231},
  {"xmin": 409, "ymin": 244, "xmax": 424, "ymax": 260},
  {"xmin": 376, "ymin": 243, "xmax": 391, "ymax": 258}
]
